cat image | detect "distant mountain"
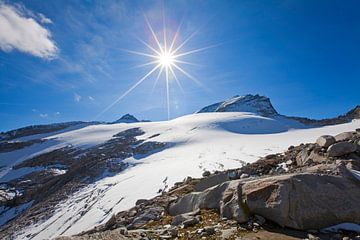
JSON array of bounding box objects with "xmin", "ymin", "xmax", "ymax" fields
[
  {"xmin": 113, "ymin": 114, "xmax": 139, "ymax": 123},
  {"xmin": 197, "ymin": 94, "xmax": 360, "ymax": 126},
  {"xmin": 287, "ymin": 105, "xmax": 360, "ymax": 126},
  {"xmin": 197, "ymin": 94, "xmax": 278, "ymax": 117}
]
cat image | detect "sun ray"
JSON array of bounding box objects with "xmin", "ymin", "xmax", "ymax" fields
[
  {"xmin": 162, "ymin": 5, "xmax": 167, "ymax": 52},
  {"xmin": 135, "ymin": 37, "xmax": 161, "ymax": 55},
  {"xmin": 169, "ymin": 17, "xmax": 184, "ymax": 53},
  {"xmin": 171, "ymin": 63, "xmax": 207, "ymax": 89},
  {"xmin": 166, "ymin": 68, "xmax": 171, "ymax": 119},
  {"xmin": 95, "ymin": 64, "xmax": 161, "ymax": 119},
  {"xmin": 120, "ymin": 49, "xmax": 157, "ymax": 58},
  {"xmin": 173, "ymin": 59, "xmax": 203, "ymax": 67},
  {"xmin": 131, "ymin": 60, "xmax": 159, "ymax": 69},
  {"xmin": 169, "ymin": 65, "xmax": 184, "ymax": 93},
  {"xmin": 144, "ymin": 14, "xmax": 164, "ymax": 53},
  {"xmin": 151, "ymin": 66, "xmax": 164, "ymax": 94},
  {"xmin": 173, "ymin": 43, "xmax": 220, "ymax": 58},
  {"xmin": 171, "ymin": 29, "xmax": 200, "ymax": 55}
]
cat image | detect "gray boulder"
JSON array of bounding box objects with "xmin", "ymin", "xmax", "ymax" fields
[
  {"xmin": 171, "ymin": 209, "xmax": 200, "ymax": 226},
  {"xmin": 169, "ymin": 180, "xmax": 249, "ymax": 223},
  {"xmin": 220, "ymin": 180, "xmax": 248, "ymax": 223},
  {"xmin": 296, "ymin": 148, "xmax": 311, "ymax": 166},
  {"xmin": 335, "ymin": 132, "xmax": 356, "ymax": 142},
  {"xmin": 316, "ymin": 135, "xmax": 335, "ymax": 148},
  {"xmin": 194, "ymin": 172, "xmax": 229, "ymax": 191},
  {"xmin": 243, "ymin": 167, "xmax": 360, "ymax": 230},
  {"xmin": 127, "ymin": 206, "xmax": 164, "ymax": 229},
  {"xmin": 327, "ymin": 142, "xmax": 357, "ymax": 157}
]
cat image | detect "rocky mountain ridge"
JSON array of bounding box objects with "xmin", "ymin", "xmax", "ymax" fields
[{"xmin": 197, "ymin": 94, "xmax": 279, "ymax": 117}]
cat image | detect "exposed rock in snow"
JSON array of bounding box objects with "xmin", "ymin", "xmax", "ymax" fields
[{"xmin": 197, "ymin": 94, "xmax": 278, "ymax": 117}]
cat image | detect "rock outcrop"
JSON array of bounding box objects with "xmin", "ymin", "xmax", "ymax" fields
[{"xmin": 197, "ymin": 94, "xmax": 279, "ymax": 117}]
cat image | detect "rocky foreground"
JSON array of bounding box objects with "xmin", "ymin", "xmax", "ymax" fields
[{"xmin": 56, "ymin": 129, "xmax": 360, "ymax": 240}]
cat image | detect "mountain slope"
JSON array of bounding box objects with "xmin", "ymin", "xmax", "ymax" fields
[
  {"xmin": 1, "ymin": 95, "xmax": 359, "ymax": 239},
  {"xmin": 1, "ymin": 112, "xmax": 359, "ymax": 239}
]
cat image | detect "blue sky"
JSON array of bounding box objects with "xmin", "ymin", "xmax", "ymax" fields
[{"xmin": 0, "ymin": 0, "xmax": 359, "ymax": 131}]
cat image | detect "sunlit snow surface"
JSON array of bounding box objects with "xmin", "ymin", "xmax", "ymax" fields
[{"xmin": 1, "ymin": 112, "xmax": 359, "ymax": 239}]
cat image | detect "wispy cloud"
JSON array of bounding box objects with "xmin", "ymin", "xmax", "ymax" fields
[
  {"xmin": 0, "ymin": 2, "xmax": 58, "ymax": 59},
  {"xmin": 39, "ymin": 113, "xmax": 48, "ymax": 118},
  {"xmin": 74, "ymin": 93, "xmax": 81, "ymax": 102},
  {"xmin": 88, "ymin": 96, "xmax": 95, "ymax": 101}
]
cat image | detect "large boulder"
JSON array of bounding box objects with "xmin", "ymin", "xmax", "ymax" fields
[
  {"xmin": 316, "ymin": 135, "xmax": 335, "ymax": 148},
  {"xmin": 327, "ymin": 142, "xmax": 357, "ymax": 157},
  {"xmin": 335, "ymin": 132, "xmax": 356, "ymax": 142},
  {"xmin": 169, "ymin": 180, "xmax": 249, "ymax": 223},
  {"xmin": 243, "ymin": 167, "xmax": 360, "ymax": 230}
]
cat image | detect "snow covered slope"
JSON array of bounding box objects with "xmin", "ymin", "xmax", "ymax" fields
[{"xmin": 2, "ymin": 112, "xmax": 359, "ymax": 239}]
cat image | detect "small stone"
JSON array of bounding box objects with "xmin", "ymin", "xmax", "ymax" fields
[
  {"xmin": 307, "ymin": 233, "xmax": 320, "ymax": 240},
  {"xmin": 228, "ymin": 171, "xmax": 238, "ymax": 179},
  {"xmin": 159, "ymin": 235, "xmax": 172, "ymax": 239},
  {"xmin": 135, "ymin": 199, "xmax": 150, "ymax": 206},
  {"xmin": 240, "ymin": 173, "xmax": 249, "ymax": 179},
  {"xmin": 356, "ymin": 128, "xmax": 360, "ymax": 133},
  {"xmin": 255, "ymin": 214, "xmax": 266, "ymax": 225},
  {"xmin": 118, "ymin": 227, "xmax": 128, "ymax": 235},
  {"xmin": 342, "ymin": 237, "xmax": 350, "ymax": 240},
  {"xmin": 202, "ymin": 171, "xmax": 211, "ymax": 177},
  {"xmin": 203, "ymin": 226, "xmax": 216, "ymax": 235},
  {"xmin": 168, "ymin": 227, "xmax": 178, "ymax": 237},
  {"xmin": 183, "ymin": 217, "xmax": 199, "ymax": 227}
]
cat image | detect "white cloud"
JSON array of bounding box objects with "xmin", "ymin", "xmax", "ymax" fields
[
  {"xmin": 88, "ymin": 96, "xmax": 95, "ymax": 101},
  {"xmin": 54, "ymin": 111, "xmax": 60, "ymax": 116},
  {"xmin": 74, "ymin": 93, "xmax": 81, "ymax": 102},
  {"xmin": 0, "ymin": 3, "xmax": 58, "ymax": 59},
  {"xmin": 39, "ymin": 113, "xmax": 48, "ymax": 118},
  {"xmin": 38, "ymin": 13, "xmax": 52, "ymax": 24}
]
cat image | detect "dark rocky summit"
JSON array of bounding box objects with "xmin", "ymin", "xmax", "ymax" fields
[
  {"xmin": 113, "ymin": 114, "xmax": 140, "ymax": 124},
  {"xmin": 197, "ymin": 94, "xmax": 279, "ymax": 117},
  {"xmin": 56, "ymin": 129, "xmax": 360, "ymax": 240}
]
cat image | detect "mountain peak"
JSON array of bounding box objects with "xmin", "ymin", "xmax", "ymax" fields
[
  {"xmin": 113, "ymin": 114, "xmax": 139, "ymax": 123},
  {"xmin": 197, "ymin": 94, "xmax": 278, "ymax": 117}
]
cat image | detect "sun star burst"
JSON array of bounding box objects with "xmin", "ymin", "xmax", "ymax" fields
[{"xmin": 95, "ymin": 13, "xmax": 216, "ymax": 120}]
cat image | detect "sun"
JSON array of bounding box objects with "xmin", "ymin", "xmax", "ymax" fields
[
  {"xmin": 158, "ymin": 51, "xmax": 175, "ymax": 67},
  {"xmin": 95, "ymin": 13, "xmax": 217, "ymax": 120}
]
